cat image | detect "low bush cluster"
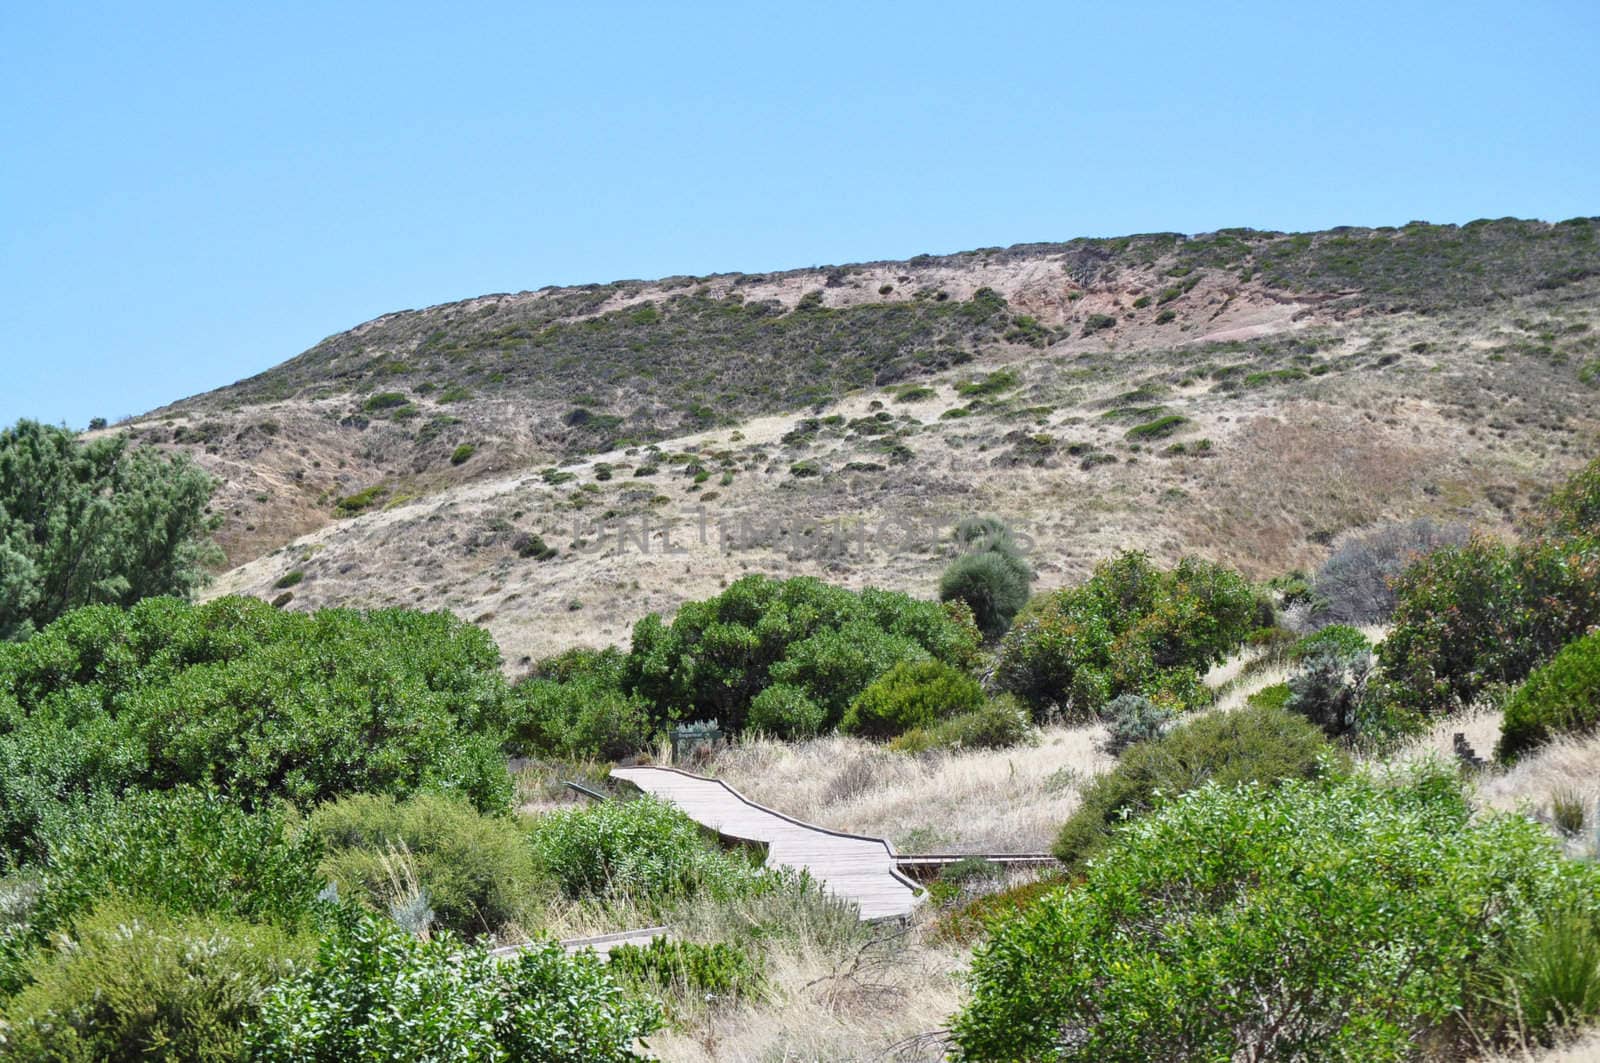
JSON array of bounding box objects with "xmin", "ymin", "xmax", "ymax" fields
[
  {"xmin": 625, "ymin": 574, "xmax": 981, "ymax": 735},
  {"xmin": 937, "ymin": 516, "xmax": 1033, "ymax": 640},
  {"xmin": 1497, "ymin": 628, "xmax": 1600, "ymax": 762},
  {"xmin": 0, "ymin": 596, "xmax": 513, "ymax": 866},
  {"xmin": 607, "ymin": 936, "xmax": 763, "ymax": 1007},
  {"xmin": 1053, "ymin": 703, "xmax": 1341, "ymax": 870},
  {"xmin": 888, "ymin": 695, "xmax": 1035, "ymax": 754},
  {"xmin": 505, "ymin": 648, "xmax": 653, "ymax": 759},
  {"xmin": 959, "ymin": 768, "xmax": 1600, "ymax": 1061},
  {"xmin": 996, "ymin": 551, "xmax": 1258, "ymax": 718},
  {"xmin": 840, "ymin": 659, "xmax": 984, "ymax": 738}
]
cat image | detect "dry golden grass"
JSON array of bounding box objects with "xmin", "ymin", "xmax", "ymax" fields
[{"xmin": 701, "ymin": 725, "xmax": 1113, "ymax": 854}]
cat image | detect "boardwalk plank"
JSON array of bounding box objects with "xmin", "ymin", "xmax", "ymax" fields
[{"xmin": 610, "ymin": 766, "xmax": 924, "ymax": 921}]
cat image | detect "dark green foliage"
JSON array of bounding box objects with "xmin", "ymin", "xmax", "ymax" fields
[
  {"xmin": 1497, "ymin": 629, "xmax": 1600, "ymax": 762},
  {"xmin": 997, "ymin": 551, "xmax": 1257, "ymax": 718},
  {"xmin": 361, "ymin": 392, "xmax": 409, "ymax": 412},
  {"xmin": 273, "ymin": 569, "xmax": 304, "ymax": 590},
  {"xmin": 897, "ymin": 696, "xmax": 1033, "ymax": 752},
  {"xmin": 958, "ymin": 768, "xmax": 1600, "ymax": 1062},
  {"xmin": 1378, "ymin": 533, "xmax": 1600, "ymax": 717},
  {"xmin": 513, "ymin": 531, "xmax": 557, "ymax": 560},
  {"xmin": 1541, "ymin": 454, "xmax": 1600, "ymax": 539},
  {"xmin": 332, "ymin": 484, "xmax": 386, "ymax": 515},
  {"xmin": 0, "ymin": 596, "xmax": 512, "ymax": 866},
  {"xmin": 1479, "ymin": 906, "xmax": 1600, "ymax": 1044},
  {"xmin": 624, "ymin": 575, "xmax": 980, "ymax": 734},
  {"xmin": 937, "ymin": 518, "xmax": 1033, "ymax": 639},
  {"xmin": 841, "ymin": 659, "xmax": 984, "ymax": 738},
  {"xmin": 954, "ymin": 369, "xmax": 1020, "ymax": 397},
  {"xmin": 1052, "ymin": 704, "xmax": 1341, "ymax": 869},
  {"xmin": 0, "ymin": 420, "xmax": 220, "ymax": 641},
  {"xmin": 1081, "ymin": 313, "xmax": 1116, "ymax": 335},
  {"xmin": 505, "ymin": 648, "xmax": 653, "ymax": 760},
  {"xmin": 449, "ymin": 442, "xmax": 477, "ymax": 466},
  {"xmin": 1100, "ymin": 693, "xmax": 1173, "ymax": 753},
  {"xmin": 526, "ymin": 797, "xmax": 761, "ymax": 904},
  {"xmin": 607, "ymin": 936, "xmax": 763, "ymax": 1005},
  {"xmin": 248, "ymin": 914, "xmax": 659, "ymax": 1063},
  {"xmin": 306, "ymin": 792, "xmax": 549, "ymax": 939},
  {"xmin": 1, "ymin": 900, "xmax": 313, "ymax": 1062}
]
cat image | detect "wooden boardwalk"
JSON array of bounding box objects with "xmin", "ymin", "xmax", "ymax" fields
[{"xmin": 611, "ymin": 766, "xmax": 924, "ymax": 921}]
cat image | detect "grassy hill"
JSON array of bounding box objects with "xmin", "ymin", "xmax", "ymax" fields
[{"xmin": 117, "ymin": 217, "xmax": 1600, "ymax": 664}]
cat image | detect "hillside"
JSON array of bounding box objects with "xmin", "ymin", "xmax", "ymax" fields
[{"xmin": 123, "ymin": 217, "xmax": 1600, "ymax": 666}]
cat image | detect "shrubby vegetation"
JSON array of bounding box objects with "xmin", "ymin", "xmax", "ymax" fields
[
  {"xmin": 959, "ymin": 767, "xmax": 1600, "ymax": 1061},
  {"xmin": 0, "ymin": 596, "xmax": 512, "ymax": 865},
  {"xmin": 996, "ymin": 551, "xmax": 1258, "ymax": 718},
  {"xmin": 505, "ymin": 648, "xmax": 653, "ymax": 760},
  {"xmin": 888, "ymin": 695, "xmax": 1034, "ymax": 754},
  {"xmin": 1497, "ymin": 629, "xmax": 1600, "ymax": 762},
  {"xmin": 625, "ymin": 575, "xmax": 980, "ymax": 735},
  {"xmin": 248, "ymin": 914, "xmax": 659, "ymax": 1062},
  {"xmin": 1308, "ymin": 518, "xmax": 1468, "ymax": 626},
  {"xmin": 0, "ymin": 420, "xmax": 220, "ymax": 641},
  {"xmin": 937, "ymin": 517, "xmax": 1033, "ymax": 640},
  {"xmin": 1053, "ymin": 703, "xmax": 1340, "ymax": 869},
  {"xmin": 840, "ymin": 659, "xmax": 984, "ymax": 738}
]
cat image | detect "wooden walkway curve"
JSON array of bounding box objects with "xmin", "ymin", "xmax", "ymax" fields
[{"xmin": 610, "ymin": 765, "xmax": 924, "ymax": 921}]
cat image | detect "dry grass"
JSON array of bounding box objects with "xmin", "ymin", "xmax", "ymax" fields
[
  {"xmin": 1482, "ymin": 1027, "xmax": 1600, "ymax": 1062},
  {"xmin": 701, "ymin": 725, "xmax": 1113, "ymax": 854}
]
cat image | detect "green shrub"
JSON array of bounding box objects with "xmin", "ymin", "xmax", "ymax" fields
[
  {"xmin": 1541, "ymin": 454, "xmax": 1600, "ymax": 539},
  {"xmin": 1480, "ymin": 906, "xmax": 1600, "ymax": 1043},
  {"xmin": 361, "ymin": 391, "xmax": 409, "ymax": 412},
  {"xmin": 1, "ymin": 789, "xmax": 323, "ymax": 996},
  {"xmin": 1497, "ymin": 629, "xmax": 1600, "ymax": 762},
  {"xmin": 332, "ymin": 484, "xmax": 387, "ymax": 515},
  {"xmin": 306, "ymin": 793, "xmax": 548, "ymax": 939},
  {"xmin": 930, "ymin": 877, "xmax": 1063, "ymax": 947},
  {"xmin": 0, "ymin": 420, "xmax": 220, "ymax": 641},
  {"xmin": 1379, "ymin": 533, "xmax": 1600, "ymax": 717},
  {"xmin": 958, "ymin": 769, "xmax": 1600, "ymax": 1062},
  {"xmin": 1291, "ymin": 623, "xmax": 1371, "ymax": 661},
  {"xmin": 0, "ymin": 597, "xmax": 513, "ymax": 866},
  {"xmin": 937, "ymin": 519, "xmax": 1033, "ymax": 640},
  {"xmin": 1100, "ymin": 693, "xmax": 1173, "ymax": 753},
  {"xmin": 273, "ymin": 569, "xmax": 304, "ymax": 590},
  {"xmin": 248, "ymin": 914, "xmax": 659, "ymax": 1063},
  {"xmin": 841, "ymin": 659, "xmax": 984, "ymax": 738},
  {"xmin": 506, "ymin": 649, "xmax": 654, "ymax": 760},
  {"xmin": 1, "ymin": 900, "xmax": 312, "ymax": 1062},
  {"xmin": 625, "ymin": 576, "xmax": 980, "ymax": 734},
  {"xmin": 1285, "ymin": 647, "xmax": 1373, "ymax": 738},
  {"xmin": 513, "ymin": 531, "xmax": 557, "ymax": 560},
  {"xmin": 607, "ymin": 936, "xmax": 763, "ymax": 1006},
  {"xmin": 1246, "ymin": 681, "xmax": 1291, "ymax": 712},
  {"xmin": 527, "ymin": 797, "xmax": 761, "ymax": 904},
  {"xmin": 1053, "ymin": 703, "xmax": 1342, "ymax": 869},
  {"xmin": 1124, "ymin": 414, "xmax": 1189, "ymax": 440},
  {"xmin": 1081, "ymin": 313, "xmax": 1116, "ymax": 335},
  {"xmin": 450, "ymin": 442, "xmax": 477, "ymax": 466},
  {"xmin": 922, "ymin": 696, "xmax": 1034, "ymax": 751},
  {"xmin": 997, "ymin": 551, "xmax": 1256, "ymax": 718},
  {"xmin": 1311, "ymin": 518, "xmax": 1469, "ymax": 625},
  {"xmin": 745, "ymin": 683, "xmax": 826, "ymax": 739},
  {"xmin": 1154, "ymin": 308, "xmax": 1176, "ymax": 324}
]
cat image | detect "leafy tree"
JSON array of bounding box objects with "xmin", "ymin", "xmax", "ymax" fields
[
  {"xmin": 623, "ymin": 575, "xmax": 980, "ymax": 733},
  {"xmin": 0, "ymin": 420, "xmax": 220, "ymax": 640},
  {"xmin": 997, "ymin": 551, "xmax": 1257, "ymax": 718}
]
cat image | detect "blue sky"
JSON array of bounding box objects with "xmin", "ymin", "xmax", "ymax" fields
[{"xmin": 3, "ymin": 1, "xmax": 1597, "ymax": 428}]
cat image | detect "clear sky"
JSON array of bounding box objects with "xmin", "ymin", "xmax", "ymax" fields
[{"xmin": 3, "ymin": 1, "xmax": 1597, "ymax": 428}]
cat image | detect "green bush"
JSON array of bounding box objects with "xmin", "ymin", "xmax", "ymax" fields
[
  {"xmin": 1, "ymin": 789, "xmax": 323, "ymax": 997},
  {"xmin": 0, "ymin": 420, "xmax": 220, "ymax": 641},
  {"xmin": 937, "ymin": 519, "xmax": 1033, "ymax": 640},
  {"xmin": 958, "ymin": 769, "xmax": 1600, "ymax": 1061},
  {"xmin": 841, "ymin": 659, "xmax": 984, "ymax": 738},
  {"xmin": 919, "ymin": 696, "xmax": 1034, "ymax": 751},
  {"xmin": 1053, "ymin": 703, "xmax": 1341, "ymax": 869},
  {"xmin": 248, "ymin": 914, "xmax": 659, "ymax": 1063},
  {"xmin": 450, "ymin": 442, "xmax": 477, "ymax": 466},
  {"xmin": 1497, "ymin": 629, "xmax": 1600, "ymax": 762},
  {"xmin": 607, "ymin": 936, "xmax": 763, "ymax": 1006},
  {"xmin": 745, "ymin": 683, "xmax": 826, "ymax": 739},
  {"xmin": 1100, "ymin": 693, "xmax": 1173, "ymax": 753},
  {"xmin": 1541, "ymin": 453, "xmax": 1600, "ymax": 539},
  {"xmin": 361, "ymin": 391, "xmax": 409, "ymax": 411},
  {"xmin": 997, "ymin": 551, "xmax": 1257, "ymax": 718},
  {"xmin": 506, "ymin": 649, "xmax": 654, "ymax": 760},
  {"xmin": 624, "ymin": 575, "xmax": 980, "ymax": 734},
  {"xmin": 1124, "ymin": 414, "xmax": 1189, "ymax": 440},
  {"xmin": 0, "ymin": 597, "xmax": 513, "ymax": 866},
  {"xmin": 1379, "ymin": 533, "xmax": 1600, "ymax": 717},
  {"xmin": 1, "ymin": 900, "xmax": 312, "ymax": 1062},
  {"xmin": 306, "ymin": 792, "xmax": 549, "ymax": 939},
  {"xmin": 1479, "ymin": 906, "xmax": 1600, "ymax": 1044},
  {"xmin": 272, "ymin": 569, "xmax": 304, "ymax": 590},
  {"xmin": 527, "ymin": 797, "xmax": 761, "ymax": 905},
  {"xmin": 1291, "ymin": 623, "xmax": 1371, "ymax": 661}
]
